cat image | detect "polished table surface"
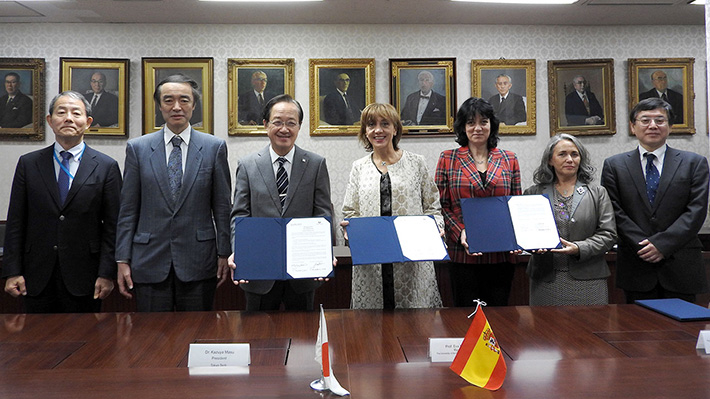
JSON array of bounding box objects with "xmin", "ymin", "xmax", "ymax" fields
[{"xmin": 0, "ymin": 305, "xmax": 708, "ymax": 398}]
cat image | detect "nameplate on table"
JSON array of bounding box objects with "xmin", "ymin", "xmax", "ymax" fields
[
  {"xmin": 187, "ymin": 343, "xmax": 251, "ymax": 368},
  {"xmin": 696, "ymin": 331, "xmax": 710, "ymax": 354},
  {"xmin": 428, "ymin": 338, "xmax": 464, "ymax": 362}
]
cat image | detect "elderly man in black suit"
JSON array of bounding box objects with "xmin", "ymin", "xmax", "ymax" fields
[
  {"xmin": 238, "ymin": 70, "xmax": 275, "ymax": 125},
  {"xmin": 0, "ymin": 72, "xmax": 33, "ymax": 128},
  {"xmin": 487, "ymin": 74, "xmax": 526, "ymax": 126},
  {"xmin": 322, "ymin": 72, "xmax": 360, "ymax": 125},
  {"xmin": 86, "ymin": 72, "xmax": 119, "ymax": 127},
  {"xmin": 400, "ymin": 70, "xmax": 446, "ymax": 126},
  {"xmin": 2, "ymin": 91, "xmax": 122, "ymax": 313},
  {"xmin": 565, "ymin": 75, "xmax": 604, "ymax": 126},
  {"xmin": 638, "ymin": 70, "xmax": 683, "ymax": 125},
  {"xmin": 601, "ymin": 98, "xmax": 709, "ymax": 304}
]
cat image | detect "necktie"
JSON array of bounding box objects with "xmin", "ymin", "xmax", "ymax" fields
[
  {"xmin": 645, "ymin": 153, "xmax": 660, "ymax": 205},
  {"xmin": 58, "ymin": 151, "xmax": 73, "ymax": 204},
  {"xmin": 661, "ymin": 92, "xmax": 669, "ymax": 102},
  {"xmin": 168, "ymin": 136, "xmax": 183, "ymax": 203},
  {"xmin": 258, "ymin": 93, "xmax": 264, "ymax": 106},
  {"xmin": 582, "ymin": 93, "xmax": 590, "ymax": 114},
  {"xmin": 91, "ymin": 94, "xmax": 99, "ymax": 109},
  {"xmin": 276, "ymin": 157, "xmax": 288, "ymax": 207},
  {"xmin": 500, "ymin": 96, "xmax": 506, "ymax": 105}
]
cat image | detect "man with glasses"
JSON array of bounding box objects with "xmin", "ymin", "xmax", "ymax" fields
[
  {"xmin": 238, "ymin": 70, "xmax": 275, "ymax": 126},
  {"xmin": 639, "ymin": 70, "xmax": 683, "ymax": 125},
  {"xmin": 86, "ymin": 72, "xmax": 118, "ymax": 127},
  {"xmin": 229, "ymin": 94, "xmax": 332, "ymax": 311},
  {"xmin": 322, "ymin": 72, "xmax": 360, "ymax": 125},
  {"xmin": 564, "ymin": 75, "xmax": 604, "ymax": 126},
  {"xmin": 0, "ymin": 72, "xmax": 33, "ymax": 128},
  {"xmin": 601, "ymin": 98, "xmax": 709, "ymax": 304}
]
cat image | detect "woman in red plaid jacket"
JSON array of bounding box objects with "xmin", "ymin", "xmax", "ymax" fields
[{"xmin": 435, "ymin": 97, "xmax": 521, "ymax": 307}]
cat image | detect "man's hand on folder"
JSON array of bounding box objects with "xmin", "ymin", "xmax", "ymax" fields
[{"xmin": 227, "ymin": 253, "xmax": 249, "ymax": 285}]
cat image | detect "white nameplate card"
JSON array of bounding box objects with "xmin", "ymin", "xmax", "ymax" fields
[
  {"xmin": 696, "ymin": 330, "xmax": 710, "ymax": 354},
  {"xmin": 187, "ymin": 343, "xmax": 251, "ymax": 368},
  {"xmin": 429, "ymin": 338, "xmax": 464, "ymax": 363}
]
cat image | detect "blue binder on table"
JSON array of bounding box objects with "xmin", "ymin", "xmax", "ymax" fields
[
  {"xmin": 635, "ymin": 298, "xmax": 710, "ymax": 321},
  {"xmin": 233, "ymin": 217, "xmax": 333, "ymax": 280},
  {"xmin": 346, "ymin": 215, "xmax": 449, "ymax": 265}
]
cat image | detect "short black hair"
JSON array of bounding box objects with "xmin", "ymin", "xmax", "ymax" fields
[
  {"xmin": 262, "ymin": 94, "xmax": 304, "ymax": 124},
  {"xmin": 453, "ymin": 97, "xmax": 500, "ymax": 149},
  {"xmin": 153, "ymin": 74, "xmax": 201, "ymax": 106},
  {"xmin": 629, "ymin": 97, "xmax": 675, "ymax": 127}
]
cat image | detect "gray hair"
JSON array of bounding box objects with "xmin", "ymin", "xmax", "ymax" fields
[
  {"xmin": 532, "ymin": 133, "xmax": 595, "ymax": 185},
  {"xmin": 495, "ymin": 74, "xmax": 512, "ymax": 84},
  {"xmin": 48, "ymin": 90, "xmax": 92, "ymax": 116}
]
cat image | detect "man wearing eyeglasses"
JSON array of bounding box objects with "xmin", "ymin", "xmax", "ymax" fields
[
  {"xmin": 564, "ymin": 75, "xmax": 604, "ymax": 126},
  {"xmin": 639, "ymin": 70, "xmax": 683, "ymax": 125},
  {"xmin": 86, "ymin": 72, "xmax": 118, "ymax": 127},
  {"xmin": 322, "ymin": 72, "xmax": 360, "ymax": 125},
  {"xmin": 601, "ymin": 97, "xmax": 709, "ymax": 304},
  {"xmin": 238, "ymin": 70, "xmax": 275, "ymax": 126},
  {"xmin": 229, "ymin": 94, "xmax": 332, "ymax": 311}
]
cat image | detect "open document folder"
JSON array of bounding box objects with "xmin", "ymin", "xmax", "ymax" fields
[
  {"xmin": 233, "ymin": 217, "xmax": 334, "ymax": 280},
  {"xmin": 345, "ymin": 215, "xmax": 449, "ymax": 265},
  {"xmin": 461, "ymin": 195, "xmax": 561, "ymax": 253}
]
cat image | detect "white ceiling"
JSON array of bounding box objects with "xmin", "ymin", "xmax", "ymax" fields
[{"xmin": 0, "ymin": 0, "xmax": 704, "ymax": 26}]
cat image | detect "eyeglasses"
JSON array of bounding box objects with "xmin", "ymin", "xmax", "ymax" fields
[
  {"xmin": 635, "ymin": 117, "xmax": 668, "ymax": 127},
  {"xmin": 269, "ymin": 120, "xmax": 299, "ymax": 129},
  {"xmin": 90, "ymin": 80, "xmax": 105, "ymax": 84}
]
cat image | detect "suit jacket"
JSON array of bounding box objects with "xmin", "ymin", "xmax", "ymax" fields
[
  {"xmin": 237, "ymin": 90, "xmax": 275, "ymax": 125},
  {"xmin": 88, "ymin": 91, "xmax": 119, "ymax": 127},
  {"xmin": 115, "ymin": 128, "xmax": 232, "ymax": 284},
  {"xmin": 639, "ymin": 88, "xmax": 683, "ymax": 125},
  {"xmin": 1, "ymin": 144, "xmax": 122, "ymax": 297},
  {"xmin": 0, "ymin": 91, "xmax": 33, "ymax": 128},
  {"xmin": 524, "ymin": 183, "xmax": 616, "ymax": 283},
  {"xmin": 601, "ymin": 146, "xmax": 710, "ymax": 294},
  {"xmin": 231, "ymin": 145, "xmax": 332, "ymax": 295},
  {"xmin": 488, "ymin": 93, "xmax": 526, "ymax": 125},
  {"xmin": 565, "ymin": 90, "xmax": 604, "ymax": 126},
  {"xmin": 322, "ymin": 91, "xmax": 360, "ymax": 125},
  {"xmin": 400, "ymin": 90, "xmax": 446, "ymax": 126}
]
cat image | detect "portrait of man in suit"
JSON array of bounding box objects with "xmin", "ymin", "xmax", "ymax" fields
[
  {"xmin": 85, "ymin": 71, "xmax": 119, "ymax": 127},
  {"xmin": 238, "ymin": 70, "xmax": 275, "ymax": 125},
  {"xmin": 230, "ymin": 94, "xmax": 333, "ymax": 311},
  {"xmin": 638, "ymin": 70, "xmax": 683, "ymax": 125},
  {"xmin": 116, "ymin": 74, "xmax": 231, "ymax": 312},
  {"xmin": 400, "ymin": 70, "xmax": 446, "ymax": 126},
  {"xmin": 0, "ymin": 71, "xmax": 33, "ymax": 129},
  {"xmin": 487, "ymin": 73, "xmax": 526, "ymax": 126},
  {"xmin": 601, "ymin": 97, "xmax": 709, "ymax": 304},
  {"xmin": 2, "ymin": 91, "xmax": 122, "ymax": 313},
  {"xmin": 322, "ymin": 72, "xmax": 361, "ymax": 125},
  {"xmin": 565, "ymin": 75, "xmax": 604, "ymax": 126}
]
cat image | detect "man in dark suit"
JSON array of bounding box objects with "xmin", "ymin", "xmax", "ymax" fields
[
  {"xmin": 322, "ymin": 72, "xmax": 360, "ymax": 125},
  {"xmin": 565, "ymin": 75, "xmax": 604, "ymax": 126},
  {"xmin": 487, "ymin": 74, "xmax": 526, "ymax": 126},
  {"xmin": 639, "ymin": 70, "xmax": 683, "ymax": 125},
  {"xmin": 115, "ymin": 74, "xmax": 231, "ymax": 312},
  {"xmin": 601, "ymin": 98, "xmax": 709, "ymax": 304},
  {"xmin": 2, "ymin": 91, "xmax": 122, "ymax": 313},
  {"xmin": 400, "ymin": 70, "xmax": 446, "ymax": 126},
  {"xmin": 238, "ymin": 71, "xmax": 275, "ymax": 125},
  {"xmin": 0, "ymin": 72, "xmax": 33, "ymax": 128},
  {"xmin": 86, "ymin": 72, "xmax": 119, "ymax": 127},
  {"xmin": 230, "ymin": 94, "xmax": 332, "ymax": 311}
]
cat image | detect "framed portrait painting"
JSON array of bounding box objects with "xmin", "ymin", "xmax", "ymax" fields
[
  {"xmin": 0, "ymin": 58, "xmax": 45, "ymax": 140},
  {"xmin": 548, "ymin": 59, "xmax": 616, "ymax": 136},
  {"xmin": 472, "ymin": 59, "xmax": 536, "ymax": 135},
  {"xmin": 228, "ymin": 58, "xmax": 295, "ymax": 136},
  {"xmin": 308, "ymin": 58, "xmax": 375, "ymax": 136},
  {"xmin": 390, "ymin": 58, "xmax": 456, "ymax": 135},
  {"xmin": 628, "ymin": 58, "xmax": 694, "ymax": 134},
  {"xmin": 142, "ymin": 57, "xmax": 213, "ymax": 135},
  {"xmin": 60, "ymin": 58, "xmax": 129, "ymax": 136}
]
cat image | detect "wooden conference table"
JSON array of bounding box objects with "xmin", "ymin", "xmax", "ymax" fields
[{"xmin": 0, "ymin": 305, "xmax": 708, "ymax": 398}]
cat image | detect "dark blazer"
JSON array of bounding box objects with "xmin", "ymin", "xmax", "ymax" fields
[
  {"xmin": 88, "ymin": 91, "xmax": 119, "ymax": 127},
  {"xmin": 524, "ymin": 183, "xmax": 616, "ymax": 283},
  {"xmin": 488, "ymin": 93, "xmax": 526, "ymax": 125},
  {"xmin": 1, "ymin": 144, "xmax": 122, "ymax": 297},
  {"xmin": 0, "ymin": 91, "xmax": 33, "ymax": 128},
  {"xmin": 565, "ymin": 90, "xmax": 604, "ymax": 126},
  {"xmin": 639, "ymin": 88, "xmax": 683, "ymax": 125},
  {"xmin": 231, "ymin": 145, "xmax": 332, "ymax": 295},
  {"xmin": 400, "ymin": 90, "xmax": 446, "ymax": 126},
  {"xmin": 601, "ymin": 146, "xmax": 710, "ymax": 294},
  {"xmin": 238, "ymin": 90, "xmax": 275, "ymax": 125},
  {"xmin": 322, "ymin": 91, "xmax": 360, "ymax": 125},
  {"xmin": 115, "ymin": 128, "xmax": 232, "ymax": 284}
]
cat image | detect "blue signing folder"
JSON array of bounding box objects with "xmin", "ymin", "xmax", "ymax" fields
[
  {"xmin": 233, "ymin": 217, "xmax": 333, "ymax": 280},
  {"xmin": 635, "ymin": 298, "xmax": 710, "ymax": 321},
  {"xmin": 346, "ymin": 215, "xmax": 449, "ymax": 265}
]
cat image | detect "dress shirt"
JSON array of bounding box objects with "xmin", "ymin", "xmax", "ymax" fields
[
  {"xmin": 53, "ymin": 141, "xmax": 86, "ymax": 187},
  {"xmin": 163, "ymin": 125, "xmax": 191, "ymax": 173},
  {"xmin": 638, "ymin": 144, "xmax": 666, "ymax": 179},
  {"xmin": 498, "ymin": 93, "xmax": 508, "ymax": 104},
  {"xmin": 269, "ymin": 145, "xmax": 294, "ymax": 178},
  {"xmin": 417, "ymin": 91, "xmax": 431, "ymax": 123}
]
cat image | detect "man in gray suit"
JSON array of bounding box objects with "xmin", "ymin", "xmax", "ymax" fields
[
  {"xmin": 229, "ymin": 94, "xmax": 332, "ymax": 311},
  {"xmin": 115, "ymin": 74, "xmax": 231, "ymax": 312}
]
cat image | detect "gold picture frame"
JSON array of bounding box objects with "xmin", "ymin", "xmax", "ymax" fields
[
  {"xmin": 142, "ymin": 57, "xmax": 213, "ymax": 135},
  {"xmin": 548, "ymin": 58, "xmax": 616, "ymax": 136},
  {"xmin": 228, "ymin": 58, "xmax": 295, "ymax": 136},
  {"xmin": 472, "ymin": 59, "xmax": 536, "ymax": 135},
  {"xmin": 0, "ymin": 58, "xmax": 45, "ymax": 141},
  {"xmin": 309, "ymin": 58, "xmax": 375, "ymax": 136},
  {"xmin": 628, "ymin": 58, "xmax": 694, "ymax": 135},
  {"xmin": 60, "ymin": 58, "xmax": 129, "ymax": 137}
]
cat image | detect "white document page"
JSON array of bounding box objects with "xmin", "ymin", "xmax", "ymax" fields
[
  {"xmin": 507, "ymin": 195, "xmax": 560, "ymax": 250},
  {"xmin": 286, "ymin": 217, "xmax": 333, "ymax": 279},
  {"xmin": 393, "ymin": 215, "xmax": 447, "ymax": 261}
]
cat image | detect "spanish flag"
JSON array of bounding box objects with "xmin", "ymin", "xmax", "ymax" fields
[{"xmin": 449, "ymin": 304, "xmax": 507, "ymax": 390}]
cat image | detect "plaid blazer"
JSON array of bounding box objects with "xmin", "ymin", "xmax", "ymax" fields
[{"xmin": 435, "ymin": 147, "xmax": 521, "ymax": 264}]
